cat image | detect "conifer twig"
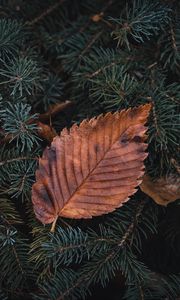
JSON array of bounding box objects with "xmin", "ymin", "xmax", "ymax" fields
[
  {"xmin": 56, "ymin": 201, "xmax": 145, "ymax": 300},
  {"xmin": 86, "ymin": 61, "xmax": 116, "ymax": 78},
  {"xmin": 79, "ymin": 31, "xmax": 103, "ymax": 58},
  {"xmin": 119, "ymin": 200, "xmax": 145, "ymax": 247},
  {"xmin": 170, "ymin": 27, "xmax": 177, "ymax": 51},
  {"xmin": 139, "ymin": 285, "xmax": 145, "ymax": 300},
  {"xmin": 26, "ymin": 0, "xmax": 66, "ymax": 26},
  {"xmin": 12, "ymin": 244, "xmax": 25, "ymax": 276},
  {"xmin": 0, "ymin": 156, "xmax": 38, "ymax": 166}
]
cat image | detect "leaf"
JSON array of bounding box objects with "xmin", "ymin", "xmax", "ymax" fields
[
  {"xmin": 91, "ymin": 13, "xmax": 104, "ymax": 22},
  {"xmin": 39, "ymin": 101, "xmax": 73, "ymax": 122},
  {"xmin": 140, "ymin": 174, "xmax": 180, "ymax": 206},
  {"xmin": 37, "ymin": 121, "xmax": 57, "ymax": 143},
  {"xmin": 32, "ymin": 104, "xmax": 151, "ymax": 227}
]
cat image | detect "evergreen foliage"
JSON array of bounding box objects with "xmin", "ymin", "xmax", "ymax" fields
[{"xmin": 0, "ymin": 0, "xmax": 179, "ymax": 299}]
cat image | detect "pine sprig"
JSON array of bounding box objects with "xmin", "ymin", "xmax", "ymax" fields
[
  {"xmin": 0, "ymin": 19, "xmax": 25, "ymax": 60},
  {"xmin": 0, "ymin": 57, "xmax": 42, "ymax": 96},
  {"xmin": 0, "ymin": 225, "xmax": 34, "ymax": 293},
  {"xmin": 110, "ymin": 0, "xmax": 172, "ymax": 49},
  {"xmin": 0, "ymin": 102, "xmax": 40, "ymax": 151},
  {"xmin": 160, "ymin": 20, "xmax": 180, "ymax": 73}
]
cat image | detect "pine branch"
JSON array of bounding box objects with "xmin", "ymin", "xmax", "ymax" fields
[
  {"xmin": 0, "ymin": 156, "xmax": 37, "ymax": 166},
  {"xmin": 86, "ymin": 61, "xmax": 116, "ymax": 78},
  {"xmin": 0, "ymin": 19, "xmax": 25, "ymax": 59},
  {"xmin": 118, "ymin": 200, "xmax": 145, "ymax": 247},
  {"xmin": 26, "ymin": 0, "xmax": 67, "ymax": 26},
  {"xmin": 56, "ymin": 272, "xmax": 89, "ymax": 300},
  {"xmin": 80, "ymin": 30, "xmax": 103, "ymax": 58},
  {"xmin": 0, "ymin": 197, "xmax": 22, "ymax": 225},
  {"xmin": 170, "ymin": 27, "xmax": 178, "ymax": 51},
  {"xmin": 47, "ymin": 201, "xmax": 149, "ymax": 300},
  {"xmin": 0, "ymin": 223, "xmax": 34, "ymax": 292},
  {"xmin": 110, "ymin": 0, "xmax": 172, "ymax": 49},
  {"xmin": 139, "ymin": 285, "xmax": 145, "ymax": 300}
]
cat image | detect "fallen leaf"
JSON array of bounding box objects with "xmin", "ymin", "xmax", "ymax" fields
[
  {"xmin": 91, "ymin": 12, "xmax": 104, "ymax": 22},
  {"xmin": 32, "ymin": 104, "xmax": 151, "ymax": 228},
  {"xmin": 39, "ymin": 101, "xmax": 73, "ymax": 122},
  {"xmin": 37, "ymin": 121, "xmax": 57, "ymax": 143},
  {"xmin": 140, "ymin": 174, "xmax": 180, "ymax": 206}
]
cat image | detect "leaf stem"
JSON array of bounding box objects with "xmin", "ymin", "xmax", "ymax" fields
[{"xmin": 50, "ymin": 215, "xmax": 58, "ymax": 233}]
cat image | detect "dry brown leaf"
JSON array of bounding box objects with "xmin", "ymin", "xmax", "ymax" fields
[
  {"xmin": 39, "ymin": 101, "xmax": 73, "ymax": 122},
  {"xmin": 37, "ymin": 121, "xmax": 57, "ymax": 143},
  {"xmin": 91, "ymin": 12, "xmax": 104, "ymax": 22},
  {"xmin": 32, "ymin": 104, "xmax": 151, "ymax": 228},
  {"xmin": 140, "ymin": 174, "xmax": 180, "ymax": 206}
]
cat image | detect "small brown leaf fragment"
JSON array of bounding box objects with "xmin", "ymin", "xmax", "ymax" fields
[
  {"xmin": 140, "ymin": 174, "xmax": 180, "ymax": 206},
  {"xmin": 32, "ymin": 104, "xmax": 151, "ymax": 225},
  {"xmin": 170, "ymin": 158, "xmax": 180, "ymax": 174},
  {"xmin": 91, "ymin": 12, "xmax": 104, "ymax": 22},
  {"xmin": 39, "ymin": 101, "xmax": 73, "ymax": 122},
  {"xmin": 37, "ymin": 121, "xmax": 57, "ymax": 142}
]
